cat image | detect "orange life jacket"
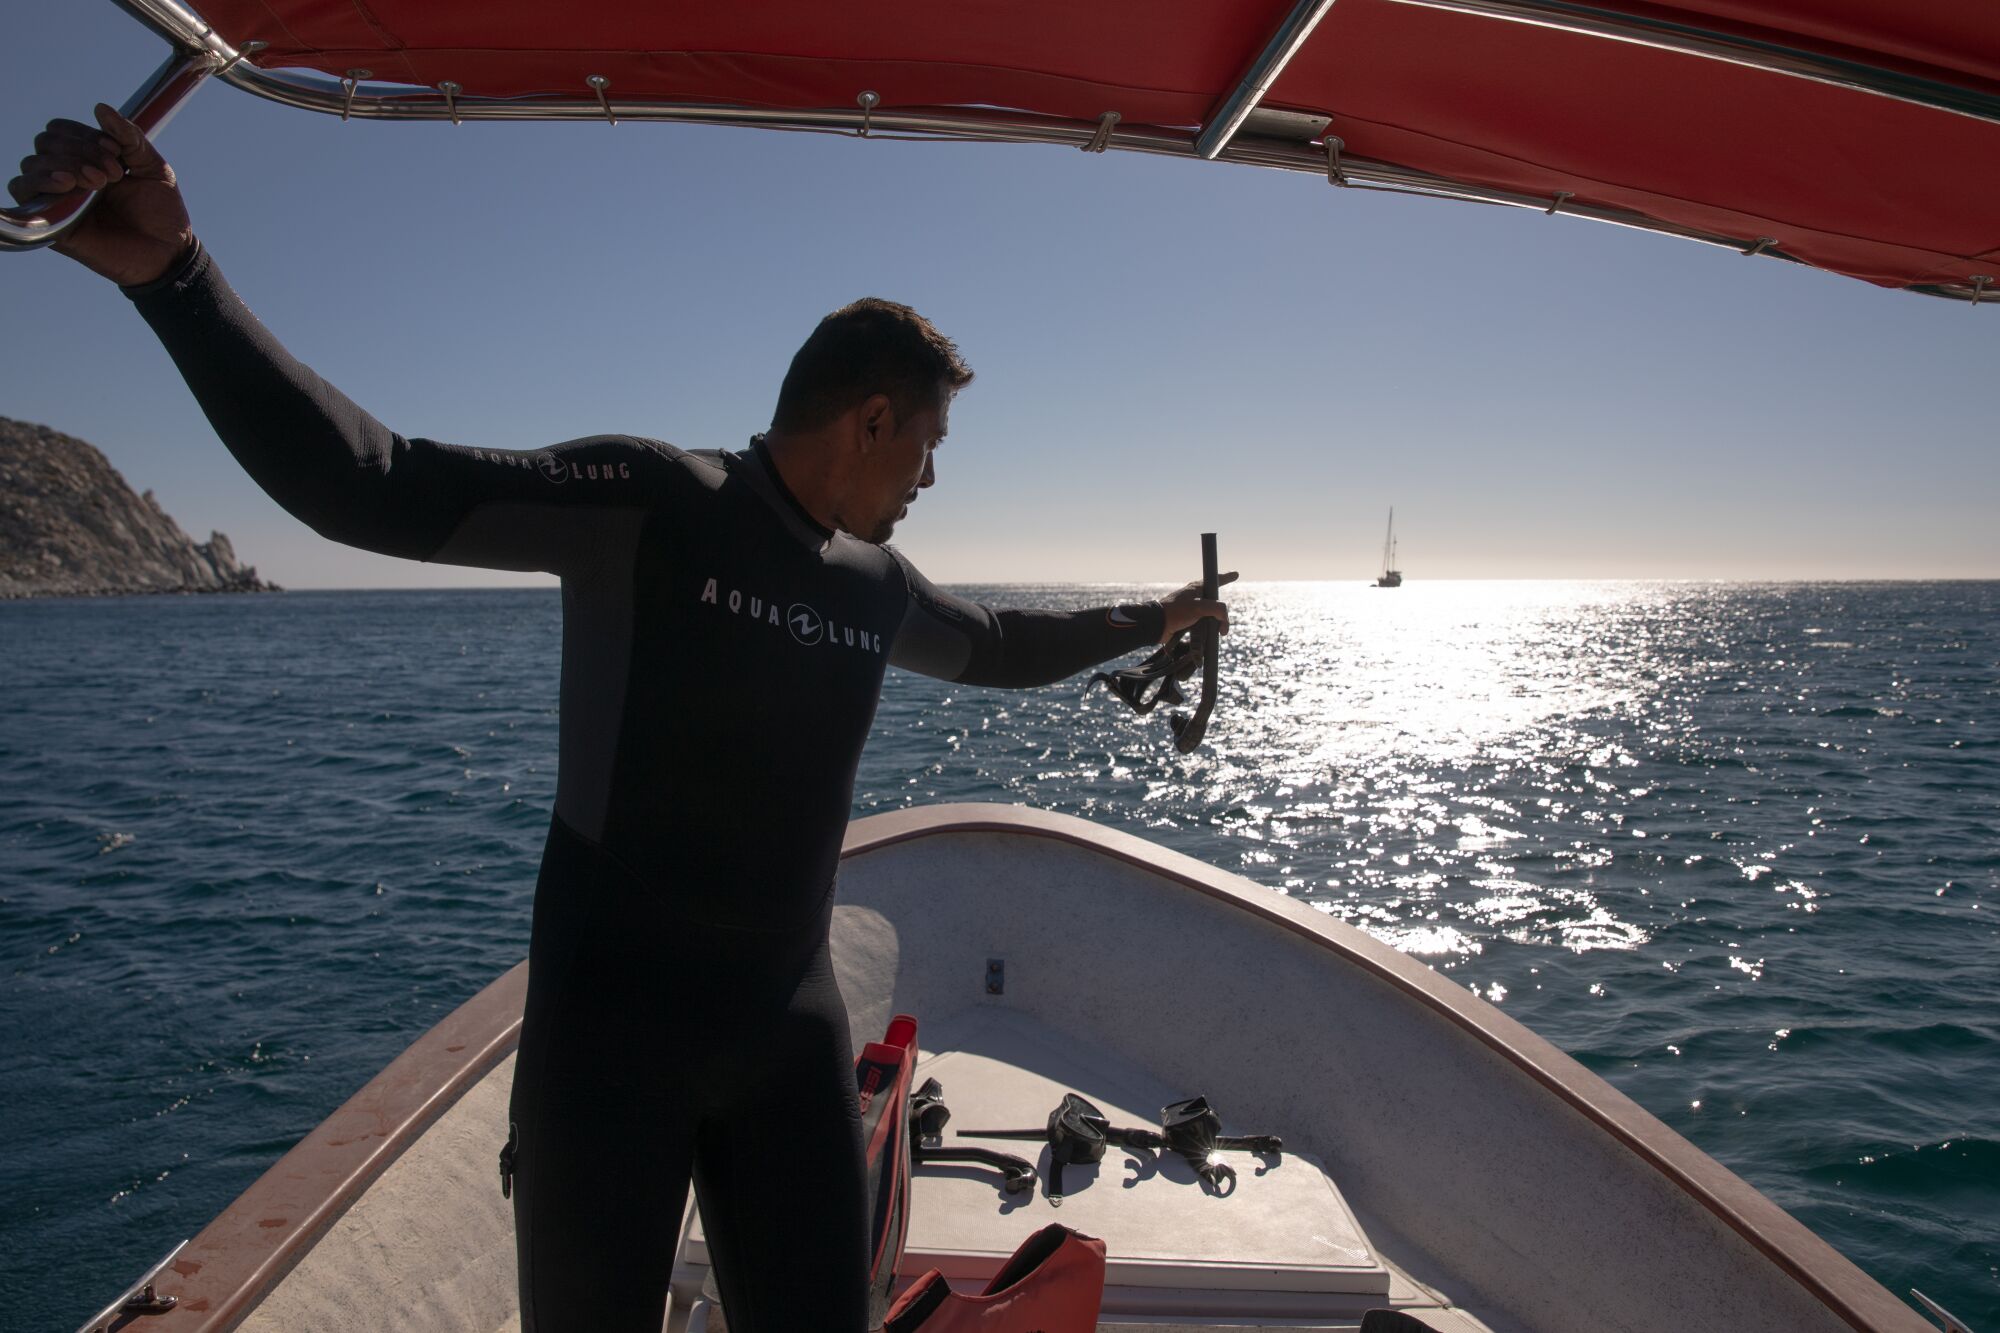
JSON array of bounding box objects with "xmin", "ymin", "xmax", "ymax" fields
[{"xmin": 883, "ymin": 1223, "xmax": 1106, "ymax": 1333}]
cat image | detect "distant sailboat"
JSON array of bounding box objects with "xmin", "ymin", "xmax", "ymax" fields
[{"xmin": 1374, "ymin": 508, "xmax": 1403, "ymax": 588}]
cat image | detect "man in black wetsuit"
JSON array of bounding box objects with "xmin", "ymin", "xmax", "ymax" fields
[{"xmin": 13, "ymin": 107, "xmax": 1233, "ymax": 1332}]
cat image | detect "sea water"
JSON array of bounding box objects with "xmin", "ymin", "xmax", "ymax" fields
[{"xmin": 2, "ymin": 581, "xmax": 1994, "ymax": 1329}]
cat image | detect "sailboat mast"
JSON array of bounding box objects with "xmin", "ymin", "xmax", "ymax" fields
[{"xmin": 1381, "ymin": 507, "xmax": 1394, "ymax": 575}]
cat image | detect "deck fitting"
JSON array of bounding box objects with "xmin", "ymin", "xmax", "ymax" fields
[{"xmin": 119, "ymin": 1283, "xmax": 178, "ymax": 1317}]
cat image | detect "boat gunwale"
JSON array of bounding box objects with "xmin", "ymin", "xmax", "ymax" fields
[
  {"xmin": 108, "ymin": 963, "xmax": 528, "ymax": 1331},
  {"xmin": 120, "ymin": 802, "xmax": 1928, "ymax": 1332}
]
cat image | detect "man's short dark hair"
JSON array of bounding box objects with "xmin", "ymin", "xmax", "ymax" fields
[{"xmin": 772, "ymin": 299, "xmax": 973, "ymax": 433}]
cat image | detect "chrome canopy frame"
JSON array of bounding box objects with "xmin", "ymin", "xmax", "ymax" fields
[
  {"xmin": 1195, "ymin": 0, "xmax": 1342, "ymax": 160},
  {"xmin": 3, "ymin": 0, "xmax": 1992, "ymax": 301}
]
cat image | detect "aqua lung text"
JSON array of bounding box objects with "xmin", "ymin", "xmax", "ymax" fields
[{"xmin": 698, "ymin": 578, "xmax": 885, "ymax": 654}]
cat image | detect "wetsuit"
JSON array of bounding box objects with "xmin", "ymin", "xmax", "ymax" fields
[{"xmin": 127, "ymin": 244, "xmax": 1165, "ymax": 1333}]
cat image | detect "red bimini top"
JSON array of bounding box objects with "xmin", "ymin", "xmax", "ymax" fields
[{"xmin": 165, "ymin": 0, "xmax": 2000, "ymax": 297}]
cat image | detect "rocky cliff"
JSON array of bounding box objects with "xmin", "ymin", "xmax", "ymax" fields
[{"xmin": 0, "ymin": 415, "xmax": 277, "ymax": 598}]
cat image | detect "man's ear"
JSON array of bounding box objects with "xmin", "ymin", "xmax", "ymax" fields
[{"xmin": 856, "ymin": 393, "xmax": 895, "ymax": 452}]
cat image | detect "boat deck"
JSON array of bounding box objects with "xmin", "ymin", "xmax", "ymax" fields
[
  {"xmin": 232, "ymin": 1016, "xmax": 1493, "ymax": 1332},
  {"xmin": 676, "ymin": 1005, "xmax": 1496, "ymax": 1330}
]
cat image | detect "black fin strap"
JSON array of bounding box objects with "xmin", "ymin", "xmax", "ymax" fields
[
  {"xmin": 1091, "ymin": 632, "xmax": 1204, "ymax": 715},
  {"xmin": 912, "ymin": 1143, "xmax": 1039, "ymax": 1194}
]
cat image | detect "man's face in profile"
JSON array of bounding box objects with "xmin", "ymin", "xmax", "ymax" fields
[{"xmin": 855, "ymin": 388, "xmax": 947, "ymax": 544}]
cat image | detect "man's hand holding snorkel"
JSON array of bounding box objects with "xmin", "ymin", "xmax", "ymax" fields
[{"xmin": 1157, "ymin": 571, "xmax": 1236, "ymax": 644}]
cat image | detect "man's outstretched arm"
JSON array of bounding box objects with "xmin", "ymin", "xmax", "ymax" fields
[
  {"xmin": 887, "ymin": 549, "xmax": 1233, "ymax": 688},
  {"xmin": 10, "ymin": 105, "xmax": 671, "ymax": 578}
]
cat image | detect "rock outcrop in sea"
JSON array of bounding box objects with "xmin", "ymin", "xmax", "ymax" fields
[{"xmin": 0, "ymin": 414, "xmax": 277, "ymax": 598}]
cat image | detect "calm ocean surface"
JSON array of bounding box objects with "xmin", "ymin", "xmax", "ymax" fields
[{"xmin": 2, "ymin": 581, "xmax": 1994, "ymax": 1330}]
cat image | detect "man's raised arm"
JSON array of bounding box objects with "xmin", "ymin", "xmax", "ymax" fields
[{"xmin": 9, "ymin": 104, "xmax": 669, "ymax": 578}]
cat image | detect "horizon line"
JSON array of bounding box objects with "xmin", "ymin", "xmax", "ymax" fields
[{"xmin": 164, "ymin": 574, "xmax": 2000, "ymax": 593}]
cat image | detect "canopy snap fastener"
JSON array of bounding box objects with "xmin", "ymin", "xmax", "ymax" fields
[
  {"xmin": 857, "ymin": 90, "xmax": 879, "ymax": 137},
  {"xmin": 217, "ymin": 40, "xmax": 266, "ymax": 75},
  {"xmin": 1325, "ymin": 135, "xmax": 1347, "ymax": 185},
  {"xmin": 1741, "ymin": 236, "xmax": 1777, "ymax": 256},
  {"xmin": 586, "ymin": 75, "xmax": 616, "ymax": 125},
  {"xmin": 1546, "ymin": 190, "xmax": 1573, "ymax": 215},
  {"xmin": 340, "ymin": 69, "xmax": 371, "ymax": 121},
  {"xmin": 438, "ymin": 80, "xmax": 463, "ymax": 125},
  {"xmin": 1084, "ymin": 111, "xmax": 1121, "ymax": 153}
]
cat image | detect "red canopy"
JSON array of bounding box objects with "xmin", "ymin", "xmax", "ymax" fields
[{"xmin": 179, "ymin": 0, "xmax": 2000, "ymax": 294}]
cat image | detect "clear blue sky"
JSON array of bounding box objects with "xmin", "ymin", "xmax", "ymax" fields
[{"xmin": 5, "ymin": 5, "xmax": 1996, "ymax": 588}]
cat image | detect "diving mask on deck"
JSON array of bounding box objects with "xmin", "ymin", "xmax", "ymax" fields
[
  {"xmin": 961, "ymin": 1090, "xmax": 1281, "ymax": 1203},
  {"xmin": 1158, "ymin": 1095, "xmax": 1283, "ymax": 1195},
  {"xmin": 959, "ymin": 1092, "xmax": 1134, "ymax": 1206}
]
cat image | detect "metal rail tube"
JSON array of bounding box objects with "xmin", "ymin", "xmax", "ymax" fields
[
  {"xmin": 1195, "ymin": 0, "xmax": 1341, "ymax": 160},
  {"xmin": 127, "ymin": 62, "xmax": 2000, "ymax": 300},
  {"xmin": 1382, "ymin": 0, "xmax": 2000, "ymax": 128},
  {"xmin": 0, "ymin": 48, "xmax": 214, "ymax": 252},
  {"xmin": 106, "ymin": 0, "xmax": 237, "ymax": 59}
]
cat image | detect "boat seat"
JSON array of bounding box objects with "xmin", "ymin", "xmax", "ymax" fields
[{"xmin": 675, "ymin": 1006, "xmax": 1394, "ymax": 1322}]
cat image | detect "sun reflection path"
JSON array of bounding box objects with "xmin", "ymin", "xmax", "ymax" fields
[
  {"xmin": 869, "ymin": 580, "xmax": 1711, "ymax": 972},
  {"xmin": 1203, "ymin": 581, "xmax": 1684, "ymax": 963}
]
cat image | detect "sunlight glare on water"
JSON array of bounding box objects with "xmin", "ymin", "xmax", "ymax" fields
[{"xmin": 1140, "ymin": 581, "xmax": 1669, "ymax": 962}]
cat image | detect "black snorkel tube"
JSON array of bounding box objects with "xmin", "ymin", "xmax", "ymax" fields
[{"xmin": 1170, "ymin": 533, "xmax": 1220, "ymax": 754}]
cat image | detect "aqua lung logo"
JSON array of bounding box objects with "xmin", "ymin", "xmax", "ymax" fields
[
  {"xmin": 531, "ymin": 453, "xmax": 631, "ymax": 485},
  {"xmin": 788, "ymin": 604, "xmax": 824, "ymax": 645},
  {"xmin": 697, "ymin": 578, "xmax": 885, "ymax": 655},
  {"xmin": 463, "ymin": 448, "xmax": 632, "ymax": 484},
  {"xmin": 465, "ymin": 448, "xmax": 552, "ymax": 476}
]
